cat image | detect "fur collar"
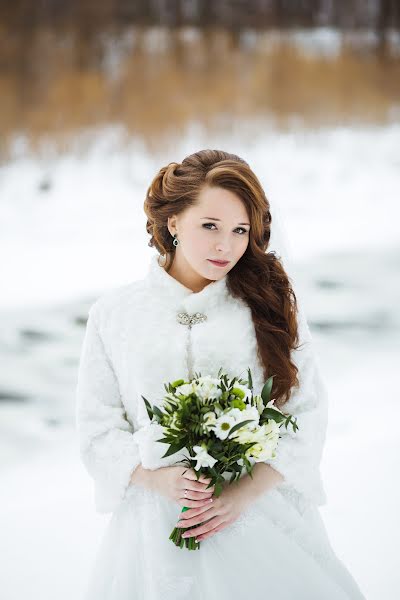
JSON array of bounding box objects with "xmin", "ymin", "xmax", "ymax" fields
[{"xmin": 143, "ymin": 253, "xmax": 231, "ymax": 313}]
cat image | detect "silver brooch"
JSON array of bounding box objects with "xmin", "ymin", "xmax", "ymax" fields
[{"xmin": 177, "ymin": 311, "xmax": 207, "ymax": 327}]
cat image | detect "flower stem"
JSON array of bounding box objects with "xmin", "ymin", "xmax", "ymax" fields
[{"xmin": 169, "ymin": 505, "xmax": 201, "ymax": 550}]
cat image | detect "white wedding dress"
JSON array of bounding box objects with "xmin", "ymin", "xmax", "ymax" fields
[
  {"xmin": 82, "ymin": 479, "xmax": 365, "ymax": 599},
  {"xmin": 76, "ymin": 253, "xmax": 366, "ymax": 600}
]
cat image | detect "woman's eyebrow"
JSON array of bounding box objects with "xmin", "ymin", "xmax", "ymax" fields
[{"xmin": 201, "ymin": 217, "xmax": 250, "ymax": 226}]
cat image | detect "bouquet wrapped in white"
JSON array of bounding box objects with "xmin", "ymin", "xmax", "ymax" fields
[{"xmin": 141, "ymin": 367, "xmax": 299, "ymax": 550}]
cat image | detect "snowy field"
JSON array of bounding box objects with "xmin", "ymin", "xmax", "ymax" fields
[{"xmin": 0, "ymin": 121, "xmax": 399, "ymax": 599}]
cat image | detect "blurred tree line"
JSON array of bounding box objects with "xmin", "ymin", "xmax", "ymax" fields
[
  {"xmin": 0, "ymin": 1, "xmax": 398, "ymax": 68},
  {"xmin": 0, "ymin": 0, "xmax": 399, "ymax": 157},
  {"xmin": 1, "ymin": 0, "xmax": 399, "ymax": 30}
]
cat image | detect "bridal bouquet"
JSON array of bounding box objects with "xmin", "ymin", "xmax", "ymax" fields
[{"xmin": 141, "ymin": 367, "xmax": 299, "ymax": 550}]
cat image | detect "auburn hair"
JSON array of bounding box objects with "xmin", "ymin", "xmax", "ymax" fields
[{"xmin": 143, "ymin": 149, "xmax": 302, "ymax": 409}]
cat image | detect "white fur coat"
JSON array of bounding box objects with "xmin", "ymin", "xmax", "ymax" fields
[{"xmin": 75, "ymin": 253, "xmax": 329, "ymax": 514}]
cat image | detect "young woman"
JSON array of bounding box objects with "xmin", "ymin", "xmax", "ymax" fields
[{"xmin": 76, "ymin": 149, "xmax": 366, "ymax": 599}]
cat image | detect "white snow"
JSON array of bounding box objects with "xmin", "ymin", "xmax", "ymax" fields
[{"xmin": 0, "ymin": 119, "xmax": 399, "ymax": 599}]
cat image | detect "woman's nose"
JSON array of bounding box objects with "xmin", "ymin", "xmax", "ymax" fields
[{"xmin": 215, "ymin": 240, "xmax": 231, "ymax": 253}]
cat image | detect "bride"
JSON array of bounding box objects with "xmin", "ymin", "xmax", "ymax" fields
[{"xmin": 76, "ymin": 149, "xmax": 366, "ymax": 599}]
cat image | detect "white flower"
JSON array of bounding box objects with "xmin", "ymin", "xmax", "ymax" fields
[
  {"xmin": 192, "ymin": 444, "xmax": 218, "ymax": 470},
  {"xmin": 262, "ymin": 419, "xmax": 281, "ymax": 437},
  {"xmin": 247, "ymin": 422, "xmax": 279, "ymax": 448},
  {"xmin": 193, "ymin": 376, "xmax": 223, "ymax": 401},
  {"xmin": 225, "ymin": 407, "xmax": 244, "ymax": 422},
  {"xmin": 204, "ymin": 410, "xmax": 217, "ymax": 422},
  {"xmin": 175, "ymin": 382, "xmax": 195, "ymax": 397},
  {"xmin": 238, "ymin": 405, "xmax": 260, "ymax": 427},
  {"xmin": 230, "ymin": 425, "xmax": 259, "ymax": 444},
  {"xmin": 265, "ymin": 398, "xmax": 284, "ymax": 414},
  {"xmin": 254, "ymin": 394, "xmax": 265, "ymax": 415},
  {"xmin": 214, "ymin": 414, "xmax": 237, "ymax": 440},
  {"xmin": 245, "ymin": 439, "xmax": 278, "ymax": 461},
  {"xmin": 202, "ymin": 411, "xmax": 217, "ymax": 432}
]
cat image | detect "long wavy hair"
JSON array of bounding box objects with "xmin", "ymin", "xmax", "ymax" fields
[{"xmin": 143, "ymin": 149, "xmax": 302, "ymax": 408}]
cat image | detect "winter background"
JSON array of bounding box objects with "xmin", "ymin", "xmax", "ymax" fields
[{"xmin": 1, "ymin": 4, "xmax": 400, "ymax": 600}]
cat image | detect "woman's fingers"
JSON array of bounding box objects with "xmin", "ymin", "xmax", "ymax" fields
[
  {"xmin": 179, "ymin": 490, "xmax": 214, "ymax": 505},
  {"xmin": 177, "ymin": 496, "xmax": 213, "ymax": 508},
  {"xmin": 180, "ymin": 469, "xmax": 214, "ymax": 501},
  {"xmin": 182, "ymin": 480, "xmax": 214, "ymax": 494},
  {"xmin": 177, "ymin": 500, "xmax": 215, "ymax": 517},
  {"xmin": 182, "ymin": 469, "xmax": 212, "ymax": 484},
  {"xmin": 184, "ymin": 487, "xmax": 214, "ymax": 498},
  {"xmin": 179, "ymin": 502, "xmax": 218, "ymax": 523},
  {"xmin": 196, "ymin": 523, "xmax": 226, "ymax": 541},
  {"xmin": 181, "ymin": 516, "xmax": 225, "ymax": 539}
]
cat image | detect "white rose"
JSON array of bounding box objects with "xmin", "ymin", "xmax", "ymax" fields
[
  {"xmin": 193, "ymin": 376, "xmax": 222, "ymax": 401},
  {"xmin": 175, "ymin": 382, "xmax": 195, "ymax": 397},
  {"xmin": 225, "ymin": 407, "xmax": 243, "ymax": 422},
  {"xmin": 245, "ymin": 439, "xmax": 277, "ymax": 461},
  {"xmin": 241, "ymin": 405, "xmax": 260, "ymax": 425},
  {"xmin": 248, "ymin": 422, "xmax": 279, "ymax": 451},
  {"xmin": 231, "ymin": 426, "xmax": 259, "ymax": 444},
  {"xmin": 262, "ymin": 419, "xmax": 281, "ymax": 437}
]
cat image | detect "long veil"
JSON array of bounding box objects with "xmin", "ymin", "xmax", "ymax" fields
[
  {"xmin": 267, "ymin": 200, "xmax": 309, "ymax": 317},
  {"xmin": 268, "ymin": 202, "xmax": 296, "ymax": 279}
]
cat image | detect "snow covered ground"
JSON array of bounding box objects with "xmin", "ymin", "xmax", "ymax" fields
[{"xmin": 0, "ymin": 120, "xmax": 399, "ymax": 599}]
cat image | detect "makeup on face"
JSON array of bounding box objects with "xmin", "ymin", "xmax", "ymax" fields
[{"xmin": 207, "ymin": 259, "xmax": 230, "ymax": 267}]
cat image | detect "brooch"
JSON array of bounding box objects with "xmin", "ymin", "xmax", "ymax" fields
[{"xmin": 176, "ymin": 311, "xmax": 207, "ymax": 327}]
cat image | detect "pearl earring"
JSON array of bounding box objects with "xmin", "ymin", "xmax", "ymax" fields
[{"xmin": 173, "ymin": 233, "xmax": 179, "ymax": 246}]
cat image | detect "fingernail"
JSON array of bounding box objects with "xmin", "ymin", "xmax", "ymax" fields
[{"xmin": 209, "ymin": 498, "xmax": 213, "ymax": 502}]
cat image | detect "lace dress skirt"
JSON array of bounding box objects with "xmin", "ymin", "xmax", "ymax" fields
[{"xmin": 82, "ymin": 481, "xmax": 366, "ymax": 600}]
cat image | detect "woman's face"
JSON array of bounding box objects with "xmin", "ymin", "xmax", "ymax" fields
[{"xmin": 168, "ymin": 185, "xmax": 250, "ymax": 284}]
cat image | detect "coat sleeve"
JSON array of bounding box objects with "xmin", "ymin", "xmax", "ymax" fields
[
  {"xmin": 262, "ymin": 300, "xmax": 329, "ymax": 507},
  {"xmin": 75, "ymin": 301, "xmax": 142, "ymax": 514}
]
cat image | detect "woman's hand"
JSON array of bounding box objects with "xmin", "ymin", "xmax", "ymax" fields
[
  {"xmin": 141, "ymin": 465, "xmax": 215, "ymax": 508},
  {"xmin": 175, "ymin": 463, "xmax": 284, "ymax": 542},
  {"xmin": 176, "ymin": 479, "xmax": 251, "ymax": 542}
]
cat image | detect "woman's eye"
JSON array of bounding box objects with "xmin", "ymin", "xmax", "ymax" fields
[
  {"xmin": 202, "ymin": 223, "xmax": 248, "ymax": 235},
  {"xmin": 202, "ymin": 223, "xmax": 217, "ymax": 230}
]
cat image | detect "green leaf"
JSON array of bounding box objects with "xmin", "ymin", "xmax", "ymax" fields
[
  {"xmin": 216, "ymin": 482, "xmax": 223, "ymax": 495},
  {"xmin": 160, "ymin": 441, "xmax": 187, "ymax": 458},
  {"xmin": 229, "ymin": 470, "xmax": 237, "ymax": 483},
  {"xmin": 228, "ymin": 419, "xmax": 257, "ymax": 436},
  {"xmin": 171, "ymin": 378, "xmax": 185, "ymax": 388},
  {"xmin": 152, "ymin": 405, "xmax": 165, "ymax": 419},
  {"xmin": 261, "ymin": 407, "xmax": 285, "ymax": 422},
  {"xmin": 155, "ymin": 437, "xmax": 174, "ymax": 444},
  {"xmin": 260, "ymin": 375, "xmax": 275, "ymax": 404},
  {"xmin": 141, "ymin": 395, "xmax": 154, "ymax": 420},
  {"xmin": 247, "ymin": 367, "xmax": 253, "ymax": 391}
]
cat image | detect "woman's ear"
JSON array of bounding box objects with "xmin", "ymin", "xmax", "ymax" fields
[{"xmin": 167, "ymin": 215, "xmax": 178, "ymax": 237}]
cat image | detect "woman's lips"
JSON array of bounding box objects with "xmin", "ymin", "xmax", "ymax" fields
[{"xmin": 207, "ymin": 259, "xmax": 230, "ymax": 267}]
